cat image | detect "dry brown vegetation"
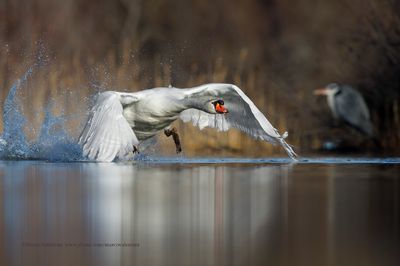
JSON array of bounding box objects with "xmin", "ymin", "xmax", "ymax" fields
[{"xmin": 0, "ymin": 0, "xmax": 399, "ymax": 156}]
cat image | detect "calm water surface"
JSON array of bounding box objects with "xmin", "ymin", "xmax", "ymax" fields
[{"xmin": 1, "ymin": 159, "xmax": 399, "ymax": 266}]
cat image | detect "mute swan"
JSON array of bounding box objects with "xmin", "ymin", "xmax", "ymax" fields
[{"xmin": 79, "ymin": 83, "xmax": 297, "ymax": 162}]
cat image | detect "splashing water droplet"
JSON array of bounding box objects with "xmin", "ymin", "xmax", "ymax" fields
[
  {"xmin": 0, "ymin": 67, "xmax": 84, "ymax": 161},
  {"xmin": 0, "ymin": 68, "xmax": 33, "ymax": 159}
]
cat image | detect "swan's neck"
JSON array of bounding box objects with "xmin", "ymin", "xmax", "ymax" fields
[
  {"xmin": 181, "ymin": 86, "xmax": 214, "ymax": 114},
  {"xmin": 183, "ymin": 98, "xmax": 204, "ymax": 111},
  {"xmin": 182, "ymin": 96, "xmax": 213, "ymax": 114}
]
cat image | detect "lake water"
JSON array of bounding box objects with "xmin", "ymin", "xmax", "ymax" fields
[{"xmin": 1, "ymin": 158, "xmax": 399, "ymax": 266}]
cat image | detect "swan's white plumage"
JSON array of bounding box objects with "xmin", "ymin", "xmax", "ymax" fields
[
  {"xmin": 79, "ymin": 83, "xmax": 297, "ymax": 162},
  {"xmin": 78, "ymin": 91, "xmax": 139, "ymax": 162}
]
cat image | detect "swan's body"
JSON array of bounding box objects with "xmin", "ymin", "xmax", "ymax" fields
[{"xmin": 79, "ymin": 83, "xmax": 296, "ymax": 162}]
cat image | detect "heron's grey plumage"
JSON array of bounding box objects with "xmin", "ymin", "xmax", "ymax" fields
[{"xmin": 322, "ymin": 83, "xmax": 374, "ymax": 137}]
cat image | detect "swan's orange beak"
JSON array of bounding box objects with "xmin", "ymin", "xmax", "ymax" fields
[{"xmin": 215, "ymin": 103, "xmax": 228, "ymax": 114}]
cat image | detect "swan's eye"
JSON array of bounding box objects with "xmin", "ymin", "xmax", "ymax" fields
[{"xmin": 213, "ymin": 99, "xmax": 224, "ymax": 106}]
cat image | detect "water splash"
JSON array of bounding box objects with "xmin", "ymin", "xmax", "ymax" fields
[
  {"xmin": 0, "ymin": 68, "xmax": 83, "ymax": 161},
  {"xmin": 29, "ymin": 104, "xmax": 83, "ymax": 161},
  {"xmin": 0, "ymin": 68, "xmax": 33, "ymax": 158}
]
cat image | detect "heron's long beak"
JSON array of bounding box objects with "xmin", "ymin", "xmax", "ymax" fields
[{"xmin": 313, "ymin": 88, "xmax": 328, "ymax": 96}]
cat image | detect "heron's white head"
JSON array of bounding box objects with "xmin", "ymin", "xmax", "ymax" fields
[{"xmin": 313, "ymin": 83, "xmax": 341, "ymax": 97}]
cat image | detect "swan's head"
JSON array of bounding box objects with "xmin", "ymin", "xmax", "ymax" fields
[
  {"xmin": 210, "ymin": 99, "xmax": 228, "ymax": 114},
  {"xmin": 188, "ymin": 95, "xmax": 229, "ymax": 114}
]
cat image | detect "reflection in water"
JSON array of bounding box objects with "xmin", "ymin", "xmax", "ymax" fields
[{"xmin": 0, "ymin": 161, "xmax": 399, "ymax": 266}]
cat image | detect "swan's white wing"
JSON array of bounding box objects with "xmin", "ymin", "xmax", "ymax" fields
[
  {"xmin": 79, "ymin": 91, "xmax": 139, "ymax": 162},
  {"xmin": 180, "ymin": 84, "xmax": 297, "ymax": 159}
]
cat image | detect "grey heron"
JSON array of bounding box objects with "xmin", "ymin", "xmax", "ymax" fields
[{"xmin": 314, "ymin": 83, "xmax": 374, "ymax": 137}]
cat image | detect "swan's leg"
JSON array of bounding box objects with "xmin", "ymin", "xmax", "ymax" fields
[
  {"xmin": 164, "ymin": 127, "xmax": 182, "ymax": 153},
  {"xmin": 133, "ymin": 145, "xmax": 139, "ymax": 154}
]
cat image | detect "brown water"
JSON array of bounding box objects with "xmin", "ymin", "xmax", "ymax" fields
[{"xmin": 0, "ymin": 159, "xmax": 399, "ymax": 266}]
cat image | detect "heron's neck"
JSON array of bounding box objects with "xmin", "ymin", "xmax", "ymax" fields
[{"xmin": 327, "ymin": 94, "xmax": 338, "ymax": 119}]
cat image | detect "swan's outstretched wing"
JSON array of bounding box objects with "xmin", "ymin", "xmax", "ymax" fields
[
  {"xmin": 180, "ymin": 84, "xmax": 297, "ymax": 159},
  {"xmin": 79, "ymin": 91, "xmax": 139, "ymax": 162}
]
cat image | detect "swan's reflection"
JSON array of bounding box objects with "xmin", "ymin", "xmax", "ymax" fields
[
  {"xmin": 3, "ymin": 162, "xmax": 398, "ymax": 266},
  {"xmin": 1, "ymin": 162, "xmax": 291, "ymax": 266}
]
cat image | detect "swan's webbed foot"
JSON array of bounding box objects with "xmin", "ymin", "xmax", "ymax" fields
[{"xmin": 164, "ymin": 127, "xmax": 182, "ymax": 153}]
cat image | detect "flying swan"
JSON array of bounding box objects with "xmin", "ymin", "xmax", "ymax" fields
[{"xmin": 79, "ymin": 83, "xmax": 297, "ymax": 162}]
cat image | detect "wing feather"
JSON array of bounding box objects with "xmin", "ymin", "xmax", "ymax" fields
[
  {"xmin": 79, "ymin": 91, "xmax": 139, "ymax": 162},
  {"xmin": 180, "ymin": 84, "xmax": 297, "ymax": 159}
]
